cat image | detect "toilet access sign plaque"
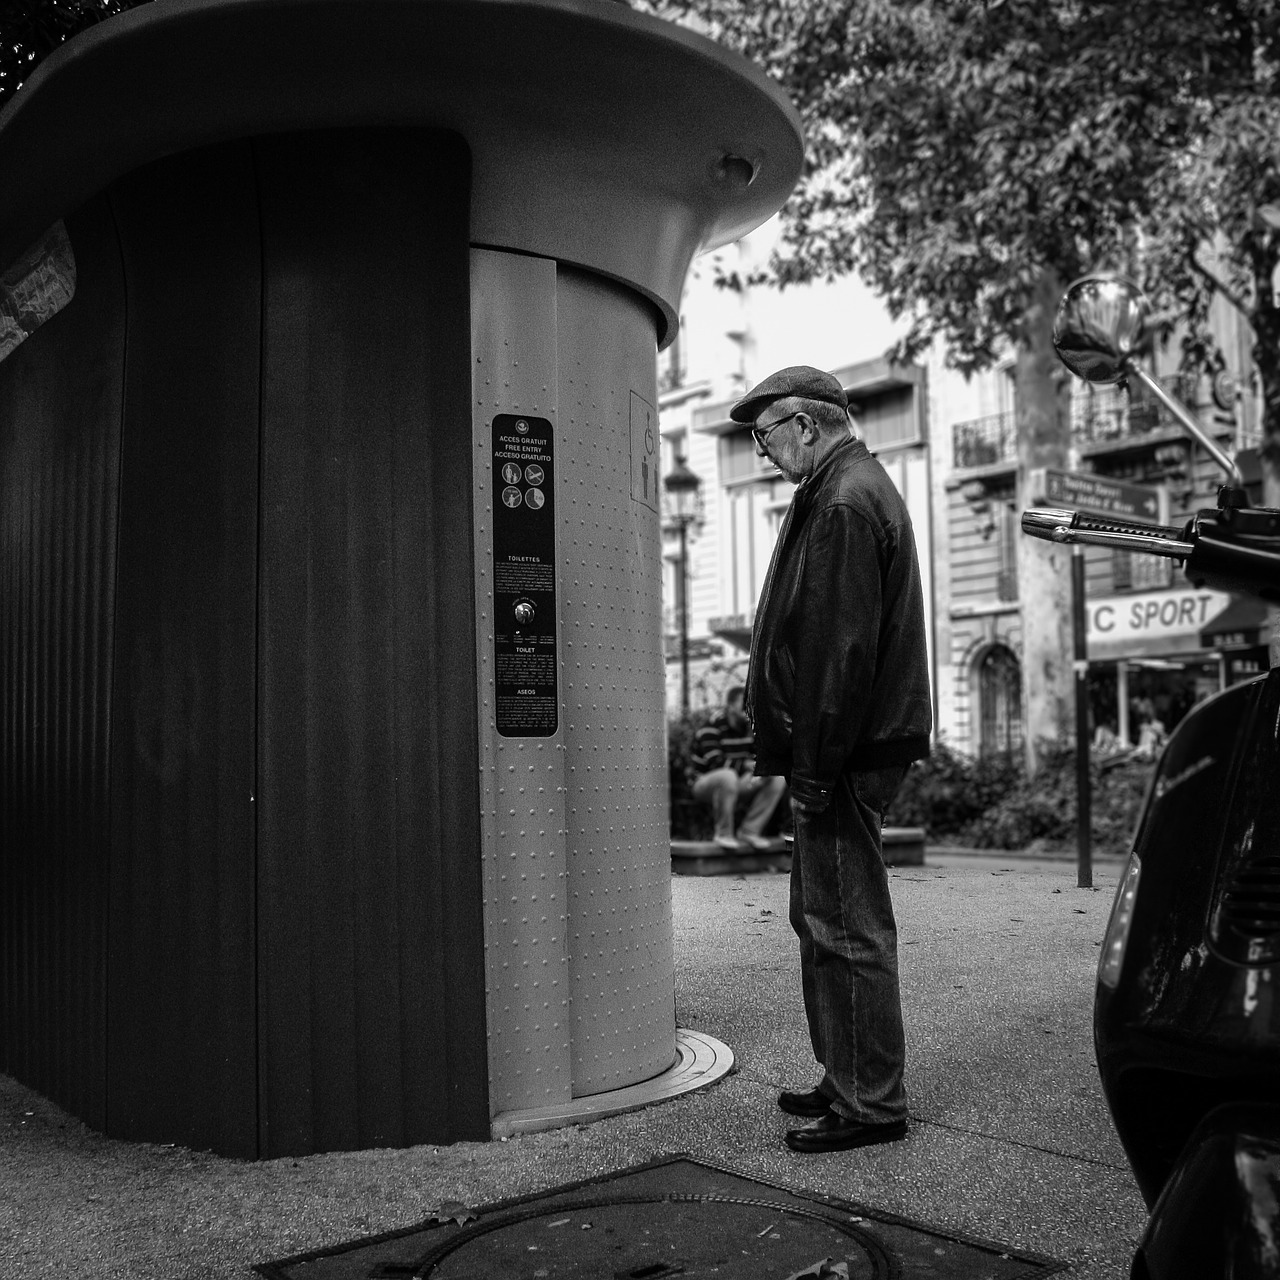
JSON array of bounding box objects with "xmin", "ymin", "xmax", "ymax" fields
[{"xmin": 491, "ymin": 414, "xmax": 558, "ymax": 737}]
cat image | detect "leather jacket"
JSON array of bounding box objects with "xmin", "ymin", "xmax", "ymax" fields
[{"xmin": 745, "ymin": 436, "xmax": 932, "ymax": 811}]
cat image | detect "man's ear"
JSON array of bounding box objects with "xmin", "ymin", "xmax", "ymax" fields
[{"xmin": 797, "ymin": 414, "xmax": 821, "ymax": 444}]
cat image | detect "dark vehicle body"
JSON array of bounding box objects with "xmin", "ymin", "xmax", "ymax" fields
[
  {"xmin": 1099, "ymin": 667, "xmax": 1280, "ymax": 1275},
  {"xmin": 1029, "ymin": 273, "xmax": 1280, "ymax": 1277}
]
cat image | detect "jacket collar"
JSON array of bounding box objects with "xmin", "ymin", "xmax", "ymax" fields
[{"xmin": 796, "ymin": 434, "xmax": 868, "ymax": 497}]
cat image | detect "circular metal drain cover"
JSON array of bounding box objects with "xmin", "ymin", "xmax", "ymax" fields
[{"xmin": 413, "ymin": 1194, "xmax": 892, "ymax": 1278}]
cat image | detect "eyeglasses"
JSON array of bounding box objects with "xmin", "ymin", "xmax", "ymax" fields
[{"xmin": 751, "ymin": 412, "xmax": 803, "ymax": 451}]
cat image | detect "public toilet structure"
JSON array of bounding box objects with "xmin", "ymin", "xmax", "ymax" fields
[{"xmin": 0, "ymin": 0, "xmax": 801, "ymax": 1155}]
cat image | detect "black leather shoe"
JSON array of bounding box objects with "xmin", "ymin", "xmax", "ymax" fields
[
  {"xmin": 777, "ymin": 1086, "xmax": 833, "ymax": 1117},
  {"xmin": 784, "ymin": 1112, "xmax": 908, "ymax": 1153}
]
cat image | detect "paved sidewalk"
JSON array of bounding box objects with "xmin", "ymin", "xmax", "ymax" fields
[
  {"xmin": 927, "ymin": 843, "xmax": 1126, "ymax": 868},
  {"xmin": 0, "ymin": 854, "xmax": 1145, "ymax": 1279}
]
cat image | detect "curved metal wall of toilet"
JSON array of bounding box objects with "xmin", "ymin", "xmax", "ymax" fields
[
  {"xmin": 1, "ymin": 131, "xmax": 486, "ymax": 1157},
  {"xmin": 0, "ymin": 0, "xmax": 802, "ymax": 1156}
]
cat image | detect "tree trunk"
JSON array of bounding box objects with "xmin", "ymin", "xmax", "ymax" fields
[
  {"xmin": 1254, "ymin": 275, "xmax": 1280, "ymax": 669},
  {"xmin": 1015, "ymin": 270, "xmax": 1075, "ymax": 773}
]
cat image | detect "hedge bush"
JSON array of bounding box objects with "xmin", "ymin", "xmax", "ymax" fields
[
  {"xmin": 888, "ymin": 739, "xmax": 1153, "ymax": 855},
  {"xmin": 668, "ymin": 717, "xmax": 1154, "ymax": 856}
]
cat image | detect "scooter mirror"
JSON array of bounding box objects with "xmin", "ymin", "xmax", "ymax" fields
[{"xmin": 1052, "ymin": 273, "xmax": 1151, "ymax": 384}]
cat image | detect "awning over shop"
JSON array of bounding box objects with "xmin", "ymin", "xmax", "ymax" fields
[
  {"xmin": 1200, "ymin": 595, "xmax": 1270, "ymax": 649},
  {"xmin": 663, "ymin": 635, "xmax": 723, "ymax": 661},
  {"xmin": 708, "ymin": 613, "xmax": 753, "ymax": 652}
]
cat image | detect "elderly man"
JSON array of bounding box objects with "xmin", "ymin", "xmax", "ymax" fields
[{"xmin": 732, "ymin": 365, "xmax": 932, "ymax": 1154}]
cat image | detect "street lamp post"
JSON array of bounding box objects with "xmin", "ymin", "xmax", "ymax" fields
[{"xmin": 664, "ymin": 455, "xmax": 702, "ymax": 716}]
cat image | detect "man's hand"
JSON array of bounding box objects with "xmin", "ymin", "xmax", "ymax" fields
[
  {"xmin": 790, "ymin": 792, "xmax": 829, "ymax": 817},
  {"xmin": 789, "ymin": 773, "xmax": 832, "ymax": 815}
]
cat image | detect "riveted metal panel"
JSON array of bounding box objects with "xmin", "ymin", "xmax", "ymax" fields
[
  {"xmin": 0, "ymin": 196, "xmax": 124, "ymax": 1126},
  {"xmin": 471, "ymin": 249, "xmax": 574, "ymax": 1117},
  {"xmin": 554, "ymin": 266, "xmax": 674, "ymax": 1096}
]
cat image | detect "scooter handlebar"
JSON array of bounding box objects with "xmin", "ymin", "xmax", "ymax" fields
[
  {"xmin": 1022, "ymin": 504, "xmax": 1280, "ymax": 601},
  {"xmin": 1021, "ymin": 507, "xmax": 1194, "ymax": 558}
]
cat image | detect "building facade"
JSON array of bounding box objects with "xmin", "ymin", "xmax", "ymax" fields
[
  {"xmin": 931, "ymin": 290, "xmax": 1265, "ymax": 756},
  {"xmin": 658, "ymin": 224, "xmax": 1265, "ymax": 758},
  {"xmin": 655, "ymin": 222, "xmax": 935, "ymax": 718}
]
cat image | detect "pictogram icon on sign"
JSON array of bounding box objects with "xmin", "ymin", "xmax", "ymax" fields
[{"xmin": 630, "ymin": 391, "xmax": 659, "ymax": 513}]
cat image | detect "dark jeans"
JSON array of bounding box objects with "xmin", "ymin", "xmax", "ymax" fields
[{"xmin": 789, "ymin": 764, "xmax": 908, "ymax": 1124}]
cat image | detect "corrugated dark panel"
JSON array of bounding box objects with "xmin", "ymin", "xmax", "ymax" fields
[
  {"xmin": 104, "ymin": 144, "xmax": 261, "ymax": 1155},
  {"xmin": 0, "ymin": 195, "xmax": 124, "ymax": 1126},
  {"xmin": 255, "ymin": 129, "xmax": 487, "ymax": 1156}
]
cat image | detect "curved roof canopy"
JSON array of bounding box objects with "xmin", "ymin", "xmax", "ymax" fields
[{"xmin": 0, "ymin": 0, "xmax": 804, "ymax": 345}]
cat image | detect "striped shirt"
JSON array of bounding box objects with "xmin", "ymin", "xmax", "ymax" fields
[{"xmin": 691, "ymin": 713, "xmax": 755, "ymax": 776}]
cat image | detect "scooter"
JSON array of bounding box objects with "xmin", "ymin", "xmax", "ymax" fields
[{"xmin": 1022, "ymin": 273, "xmax": 1280, "ymax": 1279}]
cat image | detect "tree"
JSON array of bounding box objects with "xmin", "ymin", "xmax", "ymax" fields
[
  {"xmin": 1142, "ymin": 21, "xmax": 1280, "ymax": 473},
  {"xmin": 0, "ymin": 0, "xmax": 146, "ymax": 112},
  {"xmin": 649, "ymin": 0, "xmax": 1279, "ymax": 767},
  {"xmin": 1145, "ymin": 28, "xmax": 1280, "ymax": 660}
]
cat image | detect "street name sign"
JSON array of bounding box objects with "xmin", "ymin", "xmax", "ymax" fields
[{"xmin": 1032, "ymin": 467, "xmax": 1162, "ymax": 520}]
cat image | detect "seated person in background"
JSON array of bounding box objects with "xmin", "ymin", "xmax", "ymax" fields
[
  {"xmin": 1132, "ymin": 698, "xmax": 1168, "ymax": 761},
  {"xmin": 691, "ymin": 686, "xmax": 788, "ymax": 851}
]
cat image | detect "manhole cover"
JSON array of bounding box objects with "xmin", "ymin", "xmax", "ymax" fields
[
  {"xmin": 260, "ymin": 1155, "xmax": 1068, "ymax": 1279},
  {"xmin": 413, "ymin": 1194, "xmax": 891, "ymax": 1278}
]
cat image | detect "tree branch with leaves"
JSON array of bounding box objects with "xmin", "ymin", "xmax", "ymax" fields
[{"xmin": 0, "ymin": 0, "xmax": 147, "ymax": 111}]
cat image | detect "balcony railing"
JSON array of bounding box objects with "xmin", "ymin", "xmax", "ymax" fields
[
  {"xmin": 658, "ymin": 363, "xmax": 684, "ymax": 394},
  {"xmin": 1071, "ymin": 373, "xmax": 1199, "ymax": 448},
  {"xmin": 952, "ymin": 412, "xmax": 1016, "ymax": 470},
  {"xmin": 1111, "ymin": 548, "xmax": 1172, "ymax": 593},
  {"xmin": 953, "ymin": 376, "xmax": 1208, "ymax": 469}
]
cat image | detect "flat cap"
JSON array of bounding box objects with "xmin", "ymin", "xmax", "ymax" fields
[{"xmin": 729, "ymin": 365, "xmax": 848, "ymax": 423}]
